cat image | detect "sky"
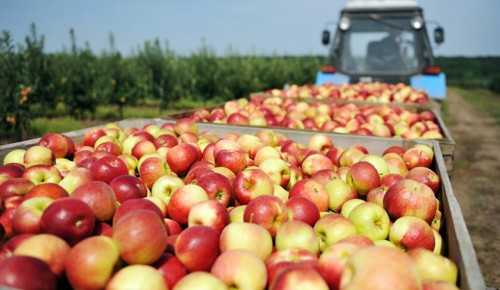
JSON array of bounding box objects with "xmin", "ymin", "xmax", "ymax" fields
[{"xmin": 1, "ymin": 0, "xmax": 499, "ymax": 57}]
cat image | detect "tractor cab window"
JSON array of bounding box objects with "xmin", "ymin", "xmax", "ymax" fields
[{"xmin": 338, "ymin": 17, "xmax": 422, "ymax": 75}]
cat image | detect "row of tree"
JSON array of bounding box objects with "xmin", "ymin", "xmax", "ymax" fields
[{"xmin": 1, "ymin": 24, "xmax": 499, "ymax": 141}]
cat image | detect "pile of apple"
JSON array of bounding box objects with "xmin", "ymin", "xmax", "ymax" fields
[
  {"xmin": 188, "ymin": 96, "xmax": 443, "ymax": 139},
  {"xmin": 0, "ymin": 118, "xmax": 459, "ymax": 290},
  {"xmin": 261, "ymin": 82, "xmax": 430, "ymax": 104}
]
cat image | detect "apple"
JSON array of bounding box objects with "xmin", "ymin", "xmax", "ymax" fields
[
  {"xmin": 265, "ymin": 248, "xmax": 320, "ymax": 286},
  {"xmin": 83, "ymin": 128, "xmax": 107, "ymax": 147},
  {"xmin": 285, "ymin": 196, "xmax": 320, "ymax": 227},
  {"xmin": 422, "ymin": 281, "xmax": 460, "ymax": 290},
  {"xmin": 256, "ymin": 129, "xmax": 279, "ymax": 147},
  {"xmin": 89, "ymin": 155, "xmax": 129, "ymax": 184},
  {"xmin": 406, "ymin": 167, "xmax": 440, "ymax": 194},
  {"xmin": 340, "ymin": 198, "xmax": 365, "ymax": 218},
  {"xmin": 318, "ymin": 242, "xmax": 361, "ymax": 290},
  {"xmin": 229, "ymin": 205, "xmax": 246, "ymax": 222},
  {"xmin": 3, "ymin": 149, "xmax": 26, "ymax": 165},
  {"xmin": 13, "ymin": 233, "xmax": 71, "ymax": 277},
  {"xmin": 183, "ymin": 165, "xmax": 213, "ymax": 185},
  {"xmin": 301, "ymin": 153, "xmax": 335, "ymax": 178},
  {"xmin": 12, "ymin": 197, "xmax": 54, "ymax": 235},
  {"xmin": 174, "ymin": 225, "xmax": 220, "ymax": 272},
  {"xmin": 112, "ymin": 198, "xmax": 164, "ymax": 225},
  {"xmin": 214, "ymin": 149, "xmax": 247, "ymax": 175},
  {"xmin": 71, "ymin": 180, "xmax": 118, "ymax": 222},
  {"xmin": 0, "ymin": 233, "xmax": 34, "ymax": 259},
  {"xmin": 0, "ymin": 255, "xmax": 57, "ymax": 290},
  {"xmin": 95, "ymin": 141, "xmax": 122, "ymax": 157},
  {"xmin": 167, "ymin": 184, "xmax": 209, "ymax": 226},
  {"xmin": 220, "ymin": 221, "xmax": 273, "ymax": 261},
  {"xmin": 188, "ymin": 199, "xmax": 230, "ymax": 233},
  {"xmin": 22, "ymin": 164, "xmax": 63, "ymax": 185},
  {"xmin": 288, "ymin": 179, "xmax": 330, "ymax": 212},
  {"xmin": 211, "ymin": 249, "xmax": 267, "ymax": 290},
  {"xmin": 58, "ymin": 167, "xmax": 94, "ymax": 194},
  {"xmin": 324, "ymin": 178, "xmax": 358, "ymax": 213},
  {"xmin": 314, "ymin": 213, "xmax": 357, "ymax": 252},
  {"xmin": 346, "ymin": 161, "xmax": 380, "ymax": 196},
  {"xmin": 258, "ymin": 157, "xmax": 291, "ymax": 188},
  {"xmin": 166, "ymin": 142, "xmax": 201, "ymax": 176},
  {"xmin": 109, "ymin": 174, "xmax": 148, "ymax": 203},
  {"xmin": 275, "ymin": 220, "xmax": 320, "ymax": 255},
  {"xmin": 390, "ymin": 216, "xmax": 435, "ymax": 251},
  {"xmin": 23, "ymin": 145, "xmax": 56, "ymax": 168},
  {"xmin": 403, "ymin": 147, "xmax": 432, "ymax": 170},
  {"xmin": 113, "ymin": 209, "xmax": 168, "ymax": 265},
  {"xmin": 233, "ymin": 168, "xmax": 274, "ymax": 205},
  {"xmin": 106, "ymin": 264, "xmax": 167, "ymax": 290},
  {"xmin": 40, "ymin": 198, "xmax": 96, "ymax": 246},
  {"xmin": 340, "ymin": 246, "xmax": 421, "ymax": 290},
  {"xmin": 138, "ymin": 156, "xmax": 171, "ymax": 189},
  {"xmin": 0, "ymin": 163, "xmax": 25, "ymax": 178},
  {"xmin": 253, "ymin": 145, "xmax": 282, "ymax": 167},
  {"xmin": 174, "ymin": 118, "xmax": 199, "ymax": 135},
  {"xmin": 310, "ymin": 169, "xmax": 339, "ymax": 186},
  {"xmin": 347, "ymin": 201, "xmax": 390, "ymax": 241},
  {"xmin": 383, "ymin": 179, "xmax": 437, "ymax": 224},
  {"xmin": 153, "ymin": 133, "xmax": 179, "ymax": 149},
  {"xmin": 407, "ymin": 247, "xmax": 458, "ymax": 284},
  {"xmin": 307, "ymin": 133, "xmax": 334, "ymax": 153},
  {"xmin": 338, "ymin": 147, "xmax": 366, "ymax": 168},
  {"xmin": 152, "ymin": 253, "xmax": 188, "ymax": 289},
  {"xmin": 365, "ymin": 186, "xmax": 387, "ymax": 207},
  {"xmin": 243, "ymin": 194, "xmax": 288, "ymax": 238},
  {"xmin": 150, "ymin": 174, "xmax": 185, "ymax": 206},
  {"xmin": 173, "ymin": 271, "xmax": 226, "ymax": 290},
  {"xmin": 93, "ymin": 221, "xmax": 113, "ymax": 237},
  {"xmin": 380, "ymin": 173, "xmax": 405, "ymax": 188},
  {"xmin": 130, "ymin": 139, "xmax": 156, "ymax": 160},
  {"xmin": 0, "ymin": 177, "xmax": 35, "ymax": 202},
  {"xmin": 196, "ymin": 172, "xmax": 233, "ymax": 207},
  {"xmin": 269, "ymin": 264, "xmax": 329, "ymax": 290}
]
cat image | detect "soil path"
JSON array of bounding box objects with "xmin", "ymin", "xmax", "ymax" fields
[{"xmin": 445, "ymin": 90, "xmax": 500, "ymax": 288}]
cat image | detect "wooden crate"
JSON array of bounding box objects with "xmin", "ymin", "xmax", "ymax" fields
[{"xmin": 0, "ymin": 118, "xmax": 484, "ymax": 290}]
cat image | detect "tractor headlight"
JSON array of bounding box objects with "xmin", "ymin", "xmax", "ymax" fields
[
  {"xmin": 411, "ymin": 16, "xmax": 424, "ymax": 30},
  {"xmin": 338, "ymin": 16, "xmax": 351, "ymax": 31}
]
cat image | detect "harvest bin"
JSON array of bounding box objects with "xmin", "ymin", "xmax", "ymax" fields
[
  {"xmin": 164, "ymin": 100, "xmax": 456, "ymax": 176},
  {"xmin": 0, "ymin": 118, "xmax": 483, "ymax": 290}
]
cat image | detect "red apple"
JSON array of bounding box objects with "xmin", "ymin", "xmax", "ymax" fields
[
  {"xmin": 233, "ymin": 168, "xmax": 274, "ymax": 205},
  {"xmin": 153, "ymin": 253, "xmax": 188, "ymax": 289},
  {"xmin": 265, "ymin": 248, "xmax": 320, "ymax": 286},
  {"xmin": 109, "ymin": 174, "xmax": 148, "ymax": 203},
  {"xmin": 0, "ymin": 255, "xmax": 57, "ymax": 290},
  {"xmin": 40, "ymin": 198, "xmax": 96, "ymax": 245},
  {"xmin": 288, "ymin": 179, "xmax": 330, "ymax": 212},
  {"xmin": 345, "ymin": 161, "xmax": 381, "ymax": 196},
  {"xmin": 112, "ymin": 197, "xmax": 164, "ymax": 225},
  {"xmin": 83, "ymin": 128, "xmax": 107, "ymax": 147},
  {"xmin": 285, "ymin": 196, "xmax": 320, "ymax": 227},
  {"xmin": 23, "ymin": 145, "xmax": 56, "ymax": 168},
  {"xmin": 318, "ymin": 242, "xmax": 362, "ymax": 290},
  {"xmin": 113, "ymin": 209, "xmax": 168, "ymax": 265},
  {"xmin": 166, "ymin": 142, "xmax": 201, "ymax": 176},
  {"xmin": 138, "ymin": 156, "xmax": 171, "ymax": 189},
  {"xmin": 389, "ymin": 216, "xmax": 435, "ymax": 251},
  {"xmin": 383, "ymin": 179, "xmax": 437, "ymax": 223},
  {"xmin": 0, "ymin": 233, "xmax": 34, "ymax": 259},
  {"xmin": 196, "ymin": 172, "xmax": 233, "ymax": 207},
  {"xmin": 403, "ymin": 147, "xmax": 432, "ymax": 169},
  {"xmin": 24, "ymin": 183, "xmax": 69, "ymax": 200},
  {"xmin": 167, "ymin": 184, "xmax": 209, "ymax": 226},
  {"xmin": 0, "ymin": 177, "xmax": 35, "ymax": 202},
  {"xmin": 269, "ymin": 264, "xmax": 329, "ymax": 290},
  {"xmin": 406, "ymin": 167, "xmax": 440, "ymax": 194},
  {"xmin": 174, "ymin": 225, "xmax": 220, "ymax": 272},
  {"xmin": 187, "ymin": 199, "xmax": 230, "ymax": 233},
  {"xmin": 0, "ymin": 163, "xmax": 25, "ymax": 178},
  {"xmin": 89, "ymin": 155, "xmax": 129, "ymax": 184},
  {"xmin": 22, "ymin": 164, "xmax": 63, "ymax": 185},
  {"xmin": 214, "ymin": 149, "xmax": 247, "ymax": 175},
  {"xmin": 71, "ymin": 180, "xmax": 118, "ymax": 222},
  {"xmin": 243, "ymin": 194, "xmax": 288, "ymax": 238}
]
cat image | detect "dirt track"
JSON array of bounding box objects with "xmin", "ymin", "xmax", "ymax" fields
[{"xmin": 445, "ymin": 89, "xmax": 500, "ymax": 288}]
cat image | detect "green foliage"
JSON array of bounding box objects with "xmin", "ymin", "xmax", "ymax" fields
[{"xmin": 437, "ymin": 57, "xmax": 500, "ymax": 91}]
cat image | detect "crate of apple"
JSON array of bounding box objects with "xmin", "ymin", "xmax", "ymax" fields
[
  {"xmin": 0, "ymin": 118, "xmax": 484, "ymax": 290},
  {"xmin": 257, "ymin": 82, "xmax": 430, "ymax": 104}
]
